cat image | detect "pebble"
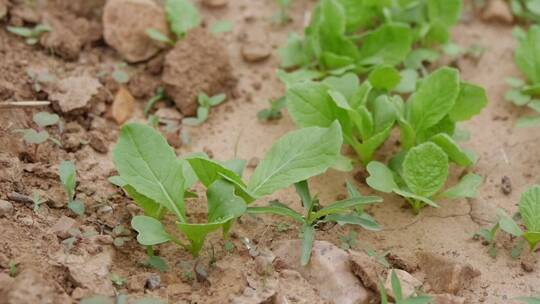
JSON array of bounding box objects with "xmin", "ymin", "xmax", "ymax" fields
[
  {"xmin": 0, "ymin": 199, "xmax": 14, "ymax": 217},
  {"xmin": 145, "ymin": 274, "xmax": 161, "ymax": 290},
  {"xmin": 241, "ymin": 41, "xmax": 271, "ymax": 62}
]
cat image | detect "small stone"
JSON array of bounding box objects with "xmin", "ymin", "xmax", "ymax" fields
[
  {"xmin": 97, "ymin": 205, "xmax": 113, "ymax": 215},
  {"xmin": 247, "ymin": 157, "xmax": 260, "ymax": 168},
  {"xmin": 482, "ymin": 0, "xmax": 513, "ymax": 24},
  {"xmin": 48, "ymin": 76, "xmax": 102, "ymax": 114},
  {"xmin": 201, "ymin": 0, "xmax": 228, "ymax": 8},
  {"xmin": 254, "ymin": 251, "xmax": 275, "ymax": 276},
  {"xmin": 145, "ymin": 274, "xmax": 161, "ymax": 290},
  {"xmin": 430, "ymin": 294, "xmax": 466, "ymax": 304},
  {"xmin": 127, "ymin": 273, "xmax": 150, "ymax": 292},
  {"xmin": 88, "ymin": 131, "xmax": 108, "ymax": 153},
  {"xmin": 0, "ymin": 199, "xmax": 14, "ymax": 217},
  {"xmin": 418, "ymin": 252, "xmax": 480, "ymax": 294},
  {"xmin": 48, "ymin": 215, "xmax": 78, "ymax": 239},
  {"xmin": 103, "ymin": 0, "xmax": 170, "ymax": 62},
  {"xmin": 241, "ymin": 41, "xmax": 271, "ymax": 62},
  {"xmin": 384, "ymin": 269, "xmax": 422, "ymax": 299},
  {"xmin": 501, "ymin": 176, "xmax": 512, "ymax": 195},
  {"xmin": 95, "ymin": 235, "xmax": 114, "ymax": 245},
  {"xmin": 349, "ymin": 250, "xmax": 387, "ymax": 292}
]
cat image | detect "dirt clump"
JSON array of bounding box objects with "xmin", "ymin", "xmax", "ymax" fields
[
  {"xmin": 349, "ymin": 250, "xmax": 386, "ymax": 292},
  {"xmin": 47, "ymin": 75, "xmax": 102, "ymax": 114},
  {"xmin": 202, "ymin": 0, "xmax": 229, "ymax": 9},
  {"xmin": 0, "ymin": 0, "xmax": 7, "ymax": 20},
  {"xmin": 162, "ymin": 28, "xmax": 236, "ymax": 116},
  {"xmin": 1, "ymin": 269, "xmax": 70, "ymax": 304},
  {"xmin": 103, "ymin": 0, "xmax": 170, "ymax": 63},
  {"xmin": 482, "ymin": 0, "xmax": 513, "ymax": 24}
]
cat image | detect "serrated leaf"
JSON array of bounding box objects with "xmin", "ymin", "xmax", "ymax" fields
[
  {"xmin": 402, "ymin": 142, "xmax": 449, "ymax": 198},
  {"xmin": 113, "ymin": 123, "xmax": 186, "ymax": 220},
  {"xmin": 131, "ymin": 215, "xmax": 172, "ymax": 245},
  {"xmin": 248, "ymin": 122, "xmax": 342, "ymax": 197},
  {"xmin": 366, "ymin": 161, "xmax": 399, "ymax": 193}
]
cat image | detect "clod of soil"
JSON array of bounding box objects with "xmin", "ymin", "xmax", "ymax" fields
[
  {"xmin": 201, "ymin": 0, "xmax": 229, "ymax": 8},
  {"xmin": 0, "ymin": 0, "xmax": 7, "ymax": 20},
  {"xmin": 418, "ymin": 252, "xmax": 481, "ymax": 294},
  {"xmin": 482, "ymin": 0, "xmax": 513, "ymax": 24},
  {"xmin": 0, "ymin": 199, "xmax": 13, "ymax": 217},
  {"xmin": 349, "ymin": 250, "xmax": 386, "ymax": 292},
  {"xmin": 103, "ymin": 0, "xmax": 170, "ymax": 63},
  {"xmin": 501, "ymin": 175, "xmax": 512, "ymax": 195},
  {"xmin": 2, "ymin": 269, "xmax": 71, "ymax": 304},
  {"xmin": 162, "ymin": 28, "xmax": 236, "ymax": 116},
  {"xmin": 241, "ymin": 40, "xmax": 272, "ymax": 63},
  {"xmin": 47, "ymin": 75, "xmax": 102, "ymax": 114}
]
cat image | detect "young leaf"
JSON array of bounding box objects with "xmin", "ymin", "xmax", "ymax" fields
[
  {"xmin": 166, "ymin": 0, "xmax": 200, "ymax": 38},
  {"xmin": 409, "ymin": 67, "xmax": 460, "ymax": 134},
  {"xmin": 113, "ymin": 123, "xmax": 186, "ymax": 220},
  {"xmin": 278, "ymin": 33, "xmax": 310, "ymax": 68},
  {"xmin": 449, "ymin": 83, "xmax": 488, "ymax": 122},
  {"xmin": 59, "ymin": 160, "xmax": 76, "ymax": 201},
  {"xmin": 145, "ymin": 28, "xmax": 174, "ymax": 45},
  {"xmin": 430, "ymin": 133, "xmax": 473, "ymax": 167},
  {"xmin": 33, "ymin": 112, "xmax": 59, "ymax": 127},
  {"xmin": 390, "ymin": 270, "xmax": 403, "ymax": 301},
  {"xmin": 68, "ymin": 200, "xmax": 85, "ymax": 216},
  {"xmin": 295, "ymin": 180, "xmax": 314, "ymax": 213},
  {"xmin": 177, "ymin": 218, "xmax": 230, "ymax": 257},
  {"xmin": 286, "ymin": 81, "xmax": 342, "ymax": 128},
  {"xmin": 366, "ymin": 161, "xmax": 399, "ymax": 193},
  {"xmin": 22, "ymin": 129, "xmax": 49, "ymax": 144},
  {"xmin": 368, "ymin": 66, "xmax": 401, "ymax": 91},
  {"xmin": 132, "ymin": 215, "xmax": 172, "ymax": 245},
  {"xmin": 358, "ymin": 23, "xmax": 413, "ymax": 67},
  {"xmin": 519, "ymin": 185, "xmax": 540, "ymax": 249},
  {"xmin": 324, "ymin": 213, "xmax": 380, "ymax": 231},
  {"xmin": 402, "ymin": 142, "xmax": 449, "ymax": 198},
  {"xmin": 248, "ymin": 122, "xmax": 342, "ymax": 197},
  {"xmin": 300, "ymin": 224, "xmax": 315, "ymax": 266},
  {"xmin": 207, "ymin": 179, "xmax": 246, "ymax": 222},
  {"xmin": 312, "ymin": 196, "xmax": 382, "ymax": 219},
  {"xmin": 515, "ymin": 25, "xmax": 540, "ymax": 84},
  {"xmin": 439, "ymin": 173, "xmax": 482, "ymax": 199},
  {"xmin": 497, "ymin": 209, "xmax": 523, "ymax": 237}
]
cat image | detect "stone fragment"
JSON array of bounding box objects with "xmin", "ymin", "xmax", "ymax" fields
[{"xmin": 418, "ymin": 252, "xmax": 480, "ymax": 294}]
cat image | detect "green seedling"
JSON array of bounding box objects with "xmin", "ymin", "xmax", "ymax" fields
[
  {"xmin": 506, "ymin": 25, "xmax": 540, "ymax": 127},
  {"xmin": 27, "ymin": 68, "xmax": 55, "ymax": 92},
  {"xmin": 59, "ymin": 160, "xmax": 85, "ymax": 216},
  {"xmin": 339, "ymin": 230, "xmax": 358, "ymax": 250},
  {"xmin": 248, "ymin": 180, "xmax": 381, "ymax": 265},
  {"xmin": 7, "ymin": 24, "xmax": 51, "ymax": 45},
  {"xmin": 14, "ymin": 111, "xmax": 61, "ymax": 151},
  {"xmin": 144, "ymin": 87, "xmax": 166, "ymax": 117},
  {"xmin": 367, "ymin": 142, "xmax": 482, "ymax": 214},
  {"xmin": 516, "ymin": 297, "xmax": 540, "ymax": 304},
  {"xmin": 224, "ymin": 241, "xmax": 235, "ymax": 253},
  {"xmin": 112, "ymin": 63, "xmax": 130, "ymax": 84},
  {"xmin": 112, "ymin": 121, "xmax": 343, "ymax": 259},
  {"xmin": 273, "ymin": 0, "xmax": 291, "ymax": 24},
  {"xmin": 478, "ymin": 185, "xmax": 540, "ymax": 253},
  {"xmin": 111, "ymin": 225, "xmax": 131, "ymax": 247},
  {"xmin": 182, "ymin": 92, "xmax": 226, "ymax": 126},
  {"xmin": 147, "ymin": 0, "xmax": 200, "ymax": 44},
  {"xmin": 510, "ymin": 0, "xmax": 540, "ymax": 23},
  {"xmin": 257, "ymin": 97, "xmax": 287, "ymax": 122},
  {"xmin": 8, "ymin": 261, "xmax": 18, "ymax": 277},
  {"xmin": 210, "ymin": 20, "xmax": 234, "ymax": 34},
  {"xmin": 61, "ymin": 228, "xmax": 96, "ymax": 252},
  {"xmin": 31, "ymin": 192, "xmax": 44, "ymax": 213},
  {"xmin": 379, "ymin": 270, "xmax": 432, "ymax": 304},
  {"xmin": 110, "ymin": 273, "xmax": 126, "ymax": 287}
]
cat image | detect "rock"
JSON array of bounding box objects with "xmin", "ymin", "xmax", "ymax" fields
[
  {"xmin": 48, "ymin": 76, "xmax": 102, "ymax": 114},
  {"xmin": 155, "ymin": 107, "xmax": 183, "ymax": 121},
  {"xmin": 4, "ymin": 269, "xmax": 66, "ymax": 304},
  {"xmin": 65, "ymin": 247, "xmax": 115, "ymax": 295},
  {"xmin": 500, "ymin": 176, "xmax": 512, "ymax": 195},
  {"xmin": 88, "ymin": 131, "xmax": 108, "ymax": 153},
  {"xmin": 384, "ymin": 269, "xmax": 422, "ymax": 299},
  {"xmin": 418, "ymin": 252, "xmax": 480, "ymax": 294},
  {"xmin": 349, "ymin": 250, "xmax": 387, "ymax": 292},
  {"xmin": 276, "ymin": 270, "xmax": 327, "ymax": 304},
  {"xmin": 111, "ymin": 87, "xmax": 135, "ymax": 124},
  {"xmin": 127, "ymin": 273, "xmax": 150, "ymax": 292},
  {"xmin": 0, "ymin": 199, "xmax": 14, "ymax": 217},
  {"xmin": 470, "ymin": 200, "xmax": 497, "ymax": 225},
  {"xmin": 145, "ymin": 274, "xmax": 161, "ymax": 290},
  {"xmin": 163, "ymin": 28, "xmax": 235, "ymax": 116},
  {"xmin": 103, "ymin": 0, "xmax": 170, "ymax": 62},
  {"xmin": 430, "ymin": 294, "xmax": 466, "ymax": 304},
  {"xmin": 201, "ymin": 0, "xmax": 229, "ymax": 8},
  {"xmin": 48, "ymin": 215, "xmax": 78, "ymax": 239},
  {"xmin": 40, "ymin": 14, "xmax": 82, "ymax": 61},
  {"xmin": 254, "ymin": 251, "xmax": 275, "ymax": 276},
  {"xmin": 241, "ymin": 41, "xmax": 271, "ymax": 63},
  {"xmin": 482, "ymin": 0, "xmax": 513, "ymax": 24},
  {"xmin": 272, "ymin": 240, "xmax": 372, "ymax": 304}
]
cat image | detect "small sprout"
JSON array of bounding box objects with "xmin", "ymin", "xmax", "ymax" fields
[
  {"xmin": 224, "ymin": 241, "xmax": 235, "ymax": 254},
  {"xmin": 339, "ymin": 230, "xmax": 358, "ymax": 250},
  {"xmin": 27, "ymin": 69, "xmax": 55, "ymax": 92},
  {"xmin": 13, "ymin": 111, "xmax": 62, "ymax": 154},
  {"xmin": 31, "ymin": 192, "xmax": 44, "ymax": 213},
  {"xmin": 112, "ymin": 63, "xmax": 130, "ymax": 84},
  {"xmin": 7, "ymin": 24, "xmax": 51, "ymax": 45},
  {"xmin": 379, "ymin": 270, "xmax": 432, "ymax": 304},
  {"xmin": 257, "ymin": 97, "xmax": 286, "ymax": 122},
  {"xmin": 165, "ymin": 0, "xmax": 200, "ymax": 39},
  {"xmin": 110, "ymin": 273, "xmax": 126, "ymax": 287},
  {"xmin": 144, "ymin": 87, "xmax": 166, "ymax": 117},
  {"xmin": 8, "ymin": 261, "xmax": 18, "ymax": 277},
  {"xmin": 273, "ymin": 0, "xmax": 291, "ymax": 24},
  {"xmin": 182, "ymin": 92, "xmax": 226, "ymax": 126},
  {"xmin": 145, "ymin": 28, "xmax": 174, "ymax": 46},
  {"xmin": 59, "ymin": 160, "xmax": 85, "ymax": 216},
  {"xmin": 143, "ymin": 256, "xmax": 168, "ymax": 273}
]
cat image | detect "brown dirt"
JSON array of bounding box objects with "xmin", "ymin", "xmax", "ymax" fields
[{"xmin": 0, "ymin": 0, "xmax": 539, "ymax": 303}]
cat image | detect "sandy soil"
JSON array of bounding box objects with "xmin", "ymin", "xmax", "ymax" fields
[{"xmin": 0, "ymin": 0, "xmax": 539, "ymax": 303}]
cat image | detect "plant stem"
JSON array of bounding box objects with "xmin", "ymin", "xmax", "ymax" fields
[
  {"xmin": 0, "ymin": 101, "xmax": 50, "ymax": 108},
  {"xmin": 146, "ymin": 246, "xmax": 154, "ymax": 257}
]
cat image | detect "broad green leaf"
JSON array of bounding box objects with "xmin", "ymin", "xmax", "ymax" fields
[
  {"xmin": 277, "ymin": 69, "xmax": 324, "ymax": 88},
  {"xmin": 286, "ymin": 81, "xmax": 342, "ymax": 128},
  {"xmin": 166, "ymin": 0, "xmax": 200, "ymax": 38},
  {"xmin": 131, "ymin": 216, "xmax": 172, "ymax": 245},
  {"xmin": 246, "ymin": 204, "xmax": 304, "ymax": 223},
  {"xmin": 368, "ymin": 66, "xmax": 401, "ymax": 91},
  {"xmin": 355, "ymin": 125, "xmax": 393, "ymax": 165},
  {"xmin": 33, "ymin": 112, "xmax": 59, "ymax": 127},
  {"xmin": 113, "ymin": 123, "xmax": 186, "ymax": 220},
  {"xmin": 497, "ymin": 209, "xmax": 523, "ymax": 237},
  {"xmin": 439, "ymin": 173, "xmax": 482, "ymax": 199},
  {"xmin": 366, "ymin": 161, "xmax": 399, "ymax": 193},
  {"xmin": 322, "ymin": 73, "xmax": 360, "ymax": 100},
  {"xmin": 336, "ymin": 0, "xmax": 380, "ymax": 32},
  {"xmin": 21, "ymin": 129, "xmax": 49, "ymax": 144},
  {"xmin": 324, "ymin": 213, "xmax": 380, "ymax": 231},
  {"xmin": 59, "ymin": 160, "xmax": 76, "ymax": 201},
  {"xmin": 358, "ymin": 23, "xmax": 413, "ymax": 67},
  {"xmin": 300, "ymin": 224, "xmax": 315, "ymax": 266},
  {"xmin": 519, "ymin": 185, "xmax": 540, "ymax": 232},
  {"xmin": 177, "ymin": 217, "xmax": 231, "ymax": 256},
  {"xmin": 207, "ymin": 180, "xmax": 246, "ymax": 222},
  {"xmin": 523, "ymin": 232, "xmax": 540, "ymax": 250},
  {"xmin": 449, "ymin": 83, "xmax": 488, "ymax": 122},
  {"xmin": 409, "ymin": 67, "xmax": 460, "ymax": 133},
  {"xmin": 248, "ymin": 122, "xmax": 342, "ymax": 197},
  {"xmin": 515, "ymin": 25, "xmax": 540, "ymax": 84},
  {"xmin": 124, "ymin": 184, "xmax": 163, "ymax": 219},
  {"xmin": 402, "ymin": 142, "xmax": 449, "ymax": 198},
  {"xmin": 391, "ymin": 270, "xmax": 403, "ymax": 301},
  {"xmin": 279, "ymin": 33, "xmax": 310, "ymax": 68},
  {"xmin": 427, "ymin": 0, "xmax": 462, "ymax": 26},
  {"xmin": 505, "ymin": 89, "xmax": 531, "ymax": 106},
  {"xmin": 430, "ymin": 133, "xmax": 473, "ymax": 167},
  {"xmin": 313, "ymin": 196, "xmax": 382, "ymax": 219}
]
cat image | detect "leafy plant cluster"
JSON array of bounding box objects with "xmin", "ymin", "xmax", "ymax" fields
[
  {"xmin": 510, "ymin": 0, "xmax": 540, "ymax": 23},
  {"xmin": 476, "ymin": 185, "xmax": 540, "ymax": 256},
  {"xmin": 14, "ymin": 111, "xmax": 61, "ymax": 146},
  {"xmin": 506, "ymin": 25, "xmax": 540, "ymax": 127},
  {"xmin": 284, "ymin": 65, "xmax": 487, "ymax": 213},
  {"xmin": 111, "ymin": 122, "xmax": 379, "ymax": 264},
  {"xmin": 7, "ymin": 24, "xmax": 51, "ymax": 45}
]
